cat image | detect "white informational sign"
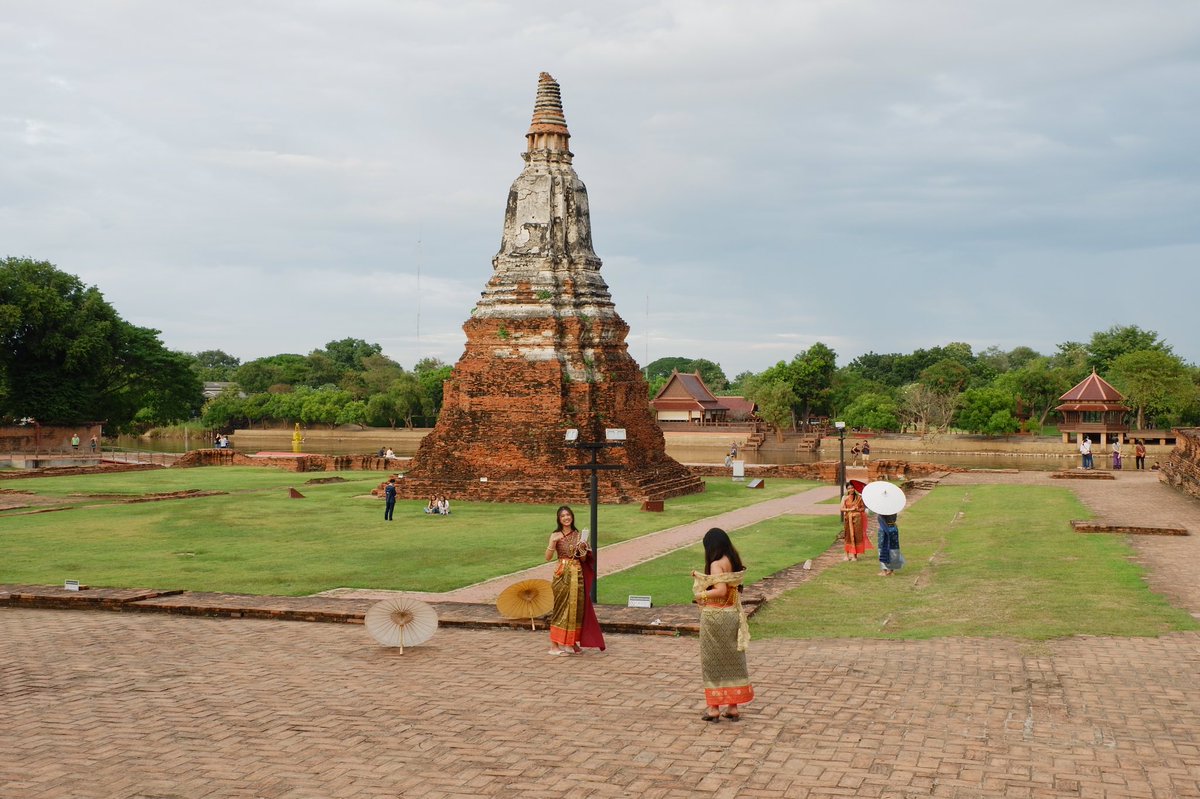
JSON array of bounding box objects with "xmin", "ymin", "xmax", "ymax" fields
[
  {"xmin": 627, "ymin": 595, "xmax": 652, "ymax": 608},
  {"xmin": 64, "ymin": 580, "xmax": 80, "ymax": 591},
  {"xmin": 732, "ymin": 460, "xmax": 745, "ymax": 481}
]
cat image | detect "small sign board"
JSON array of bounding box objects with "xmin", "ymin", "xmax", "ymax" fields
[
  {"xmin": 627, "ymin": 595, "xmax": 652, "ymax": 608},
  {"xmin": 732, "ymin": 460, "xmax": 745, "ymax": 481},
  {"xmin": 64, "ymin": 580, "xmax": 80, "ymax": 592}
]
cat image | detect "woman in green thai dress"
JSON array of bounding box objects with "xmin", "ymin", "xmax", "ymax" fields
[{"xmin": 692, "ymin": 527, "xmax": 754, "ymax": 722}]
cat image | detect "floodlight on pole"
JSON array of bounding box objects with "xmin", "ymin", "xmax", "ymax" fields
[
  {"xmin": 834, "ymin": 421, "xmax": 847, "ymax": 499},
  {"xmin": 564, "ymin": 427, "xmax": 626, "ymax": 602}
]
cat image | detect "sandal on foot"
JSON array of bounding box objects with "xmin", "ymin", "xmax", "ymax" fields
[
  {"xmin": 547, "ymin": 649, "xmax": 568, "ymax": 656},
  {"xmin": 700, "ymin": 713, "xmax": 720, "ymax": 722},
  {"xmin": 721, "ymin": 712, "xmax": 741, "ymax": 721}
]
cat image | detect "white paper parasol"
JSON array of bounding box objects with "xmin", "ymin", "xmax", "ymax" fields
[
  {"xmin": 861, "ymin": 480, "xmax": 906, "ymax": 515},
  {"xmin": 365, "ymin": 596, "xmax": 438, "ymax": 652}
]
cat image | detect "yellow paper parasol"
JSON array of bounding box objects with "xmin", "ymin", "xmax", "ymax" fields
[
  {"xmin": 365, "ymin": 596, "xmax": 438, "ymax": 653},
  {"xmin": 496, "ymin": 579, "xmax": 554, "ymax": 630}
]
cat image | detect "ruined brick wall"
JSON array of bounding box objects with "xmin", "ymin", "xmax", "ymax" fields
[
  {"xmin": 1161, "ymin": 427, "xmax": 1200, "ymax": 502},
  {"xmin": 174, "ymin": 449, "xmax": 394, "ymax": 473}
]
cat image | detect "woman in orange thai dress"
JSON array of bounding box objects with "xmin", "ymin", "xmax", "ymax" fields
[
  {"xmin": 543, "ymin": 505, "xmax": 605, "ymax": 656},
  {"xmin": 692, "ymin": 528, "xmax": 753, "ymax": 722},
  {"xmin": 840, "ymin": 484, "xmax": 869, "ymax": 561}
]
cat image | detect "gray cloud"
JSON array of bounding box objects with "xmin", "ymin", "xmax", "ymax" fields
[{"xmin": 3, "ymin": 0, "xmax": 1198, "ymax": 376}]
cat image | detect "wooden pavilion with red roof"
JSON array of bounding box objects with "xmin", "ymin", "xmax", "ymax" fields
[
  {"xmin": 650, "ymin": 371, "xmax": 730, "ymax": 425},
  {"xmin": 1055, "ymin": 369, "xmax": 1130, "ymax": 445}
]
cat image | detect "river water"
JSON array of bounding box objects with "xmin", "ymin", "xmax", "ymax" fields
[{"xmin": 115, "ymin": 434, "xmax": 1084, "ymax": 471}]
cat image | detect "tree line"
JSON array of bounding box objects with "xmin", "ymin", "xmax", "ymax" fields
[
  {"xmin": 4, "ymin": 257, "xmax": 1197, "ymax": 436},
  {"xmin": 650, "ymin": 333, "xmax": 1199, "ymax": 436}
]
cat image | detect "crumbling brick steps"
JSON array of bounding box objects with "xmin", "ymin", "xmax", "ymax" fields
[{"xmin": 1050, "ymin": 470, "xmax": 1117, "ymax": 480}]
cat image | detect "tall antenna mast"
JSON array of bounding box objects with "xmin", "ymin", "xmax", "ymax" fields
[
  {"xmin": 416, "ymin": 228, "xmax": 422, "ymax": 344},
  {"xmin": 644, "ymin": 293, "xmax": 649, "ymax": 379}
]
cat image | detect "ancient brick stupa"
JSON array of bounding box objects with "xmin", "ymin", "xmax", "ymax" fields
[{"xmin": 398, "ymin": 73, "xmax": 703, "ymax": 504}]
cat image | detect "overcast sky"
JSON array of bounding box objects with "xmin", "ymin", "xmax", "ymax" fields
[{"xmin": 4, "ymin": 1, "xmax": 1199, "ymax": 378}]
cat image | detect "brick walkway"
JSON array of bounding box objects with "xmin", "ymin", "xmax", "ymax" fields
[{"xmin": 5, "ymin": 470, "xmax": 1200, "ymax": 798}]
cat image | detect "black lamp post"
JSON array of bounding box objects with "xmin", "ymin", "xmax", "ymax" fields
[
  {"xmin": 565, "ymin": 427, "xmax": 626, "ymax": 602},
  {"xmin": 835, "ymin": 420, "xmax": 847, "ymax": 500}
]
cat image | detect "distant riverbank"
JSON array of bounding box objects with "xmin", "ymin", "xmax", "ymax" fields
[{"xmin": 118, "ymin": 426, "xmax": 1174, "ymax": 471}]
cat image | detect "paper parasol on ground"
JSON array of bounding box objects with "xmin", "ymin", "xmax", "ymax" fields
[
  {"xmin": 848, "ymin": 479, "xmax": 867, "ymax": 494},
  {"xmin": 365, "ymin": 596, "xmax": 438, "ymax": 652},
  {"xmin": 861, "ymin": 480, "xmax": 906, "ymax": 515},
  {"xmin": 496, "ymin": 579, "xmax": 554, "ymax": 630}
]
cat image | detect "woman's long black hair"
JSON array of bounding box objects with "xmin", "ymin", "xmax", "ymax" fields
[
  {"xmin": 554, "ymin": 505, "xmax": 579, "ymax": 534},
  {"xmin": 702, "ymin": 527, "xmax": 745, "ymax": 586}
]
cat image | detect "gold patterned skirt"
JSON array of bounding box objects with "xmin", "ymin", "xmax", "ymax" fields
[
  {"xmin": 549, "ymin": 558, "xmax": 584, "ymax": 646},
  {"xmin": 700, "ymin": 606, "xmax": 754, "ymax": 706}
]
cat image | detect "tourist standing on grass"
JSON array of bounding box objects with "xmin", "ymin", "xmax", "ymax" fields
[
  {"xmin": 877, "ymin": 514, "xmax": 901, "ymax": 577},
  {"xmin": 1079, "ymin": 436, "xmax": 1093, "ymax": 469},
  {"xmin": 1111, "ymin": 439, "xmax": 1122, "ymax": 470},
  {"xmin": 861, "ymin": 440, "xmax": 870, "ymax": 466},
  {"xmin": 851, "ymin": 443, "xmax": 862, "ymax": 467},
  {"xmin": 1135, "ymin": 439, "xmax": 1147, "ymax": 470},
  {"xmin": 71, "ymin": 433, "xmax": 80, "ymax": 450},
  {"xmin": 543, "ymin": 505, "xmax": 605, "ymax": 655},
  {"xmin": 383, "ymin": 478, "xmax": 397, "ymax": 521},
  {"xmin": 692, "ymin": 528, "xmax": 753, "ymax": 722},
  {"xmin": 840, "ymin": 484, "xmax": 869, "ymax": 561}
]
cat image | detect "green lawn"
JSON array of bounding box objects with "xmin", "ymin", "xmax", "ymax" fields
[
  {"xmin": 4, "ymin": 469, "xmax": 1195, "ymax": 642},
  {"xmin": 0, "ymin": 468, "xmax": 817, "ymax": 595},
  {"xmin": 750, "ymin": 484, "xmax": 1199, "ymax": 640},
  {"xmin": 598, "ymin": 515, "xmax": 837, "ymax": 605}
]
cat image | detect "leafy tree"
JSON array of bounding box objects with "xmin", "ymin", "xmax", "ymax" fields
[
  {"xmin": 299, "ymin": 387, "xmax": 353, "ymax": 428},
  {"xmin": 304, "ymin": 352, "xmax": 346, "ymax": 388},
  {"xmin": 956, "ymin": 387, "xmax": 1020, "ymax": 435},
  {"xmin": 415, "ymin": 362, "xmax": 453, "ymax": 422},
  {"xmin": 841, "ymin": 392, "xmax": 900, "ymax": 432},
  {"xmin": 829, "ymin": 369, "xmax": 896, "ymax": 422},
  {"xmin": 0, "ymin": 257, "xmax": 202, "ymax": 428},
  {"xmin": 321, "ymin": 338, "xmax": 383, "ymax": 370},
  {"xmin": 189, "ymin": 349, "xmax": 241, "ymax": 381},
  {"xmin": 642, "ymin": 356, "xmax": 728, "ymax": 392},
  {"xmin": 919, "ymin": 358, "xmax": 970, "ymax": 395},
  {"xmin": 993, "ymin": 359, "xmax": 1075, "ymax": 427},
  {"xmin": 898, "ymin": 383, "xmax": 959, "ymax": 435},
  {"xmin": 742, "ymin": 375, "xmax": 796, "ymax": 440},
  {"xmin": 1087, "ymin": 325, "xmax": 1171, "ymax": 374},
  {"xmin": 643, "ymin": 357, "xmax": 695, "ymax": 381},
  {"xmin": 200, "ymin": 389, "xmax": 247, "ymax": 429},
  {"xmin": 789, "ymin": 343, "xmax": 838, "ymax": 426},
  {"xmin": 1108, "ymin": 350, "xmax": 1197, "ymax": 430},
  {"xmin": 344, "ymin": 354, "xmax": 404, "ymax": 399},
  {"xmin": 336, "ymin": 400, "xmax": 369, "ymax": 429}
]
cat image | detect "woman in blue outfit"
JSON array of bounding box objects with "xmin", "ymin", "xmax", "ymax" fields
[{"xmin": 877, "ymin": 513, "xmax": 901, "ymax": 577}]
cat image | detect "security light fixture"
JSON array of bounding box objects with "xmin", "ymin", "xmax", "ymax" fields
[
  {"xmin": 564, "ymin": 428, "xmax": 579, "ymax": 442},
  {"xmin": 834, "ymin": 420, "xmax": 846, "ymax": 430},
  {"xmin": 605, "ymin": 428, "xmax": 627, "ymax": 442}
]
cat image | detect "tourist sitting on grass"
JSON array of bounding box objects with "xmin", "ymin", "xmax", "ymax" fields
[
  {"xmin": 424, "ymin": 496, "xmax": 438, "ymax": 514},
  {"xmin": 437, "ymin": 495, "xmax": 451, "ymax": 515}
]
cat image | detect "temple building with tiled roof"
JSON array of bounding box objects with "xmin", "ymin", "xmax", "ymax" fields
[
  {"xmin": 651, "ymin": 371, "xmax": 730, "ymax": 425},
  {"xmin": 1055, "ymin": 369, "xmax": 1130, "ymax": 445}
]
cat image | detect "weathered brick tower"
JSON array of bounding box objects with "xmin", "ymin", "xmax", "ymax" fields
[{"xmin": 398, "ymin": 73, "xmax": 703, "ymax": 504}]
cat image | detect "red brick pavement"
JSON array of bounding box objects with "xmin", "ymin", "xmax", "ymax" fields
[
  {"xmin": 6, "ymin": 470, "xmax": 1200, "ymax": 797},
  {"xmin": 4, "ymin": 609, "xmax": 1200, "ymax": 798}
]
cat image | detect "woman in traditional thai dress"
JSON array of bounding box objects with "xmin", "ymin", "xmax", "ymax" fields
[
  {"xmin": 692, "ymin": 528, "xmax": 753, "ymax": 722},
  {"xmin": 543, "ymin": 505, "xmax": 605, "ymax": 656},
  {"xmin": 840, "ymin": 485, "xmax": 869, "ymax": 561}
]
